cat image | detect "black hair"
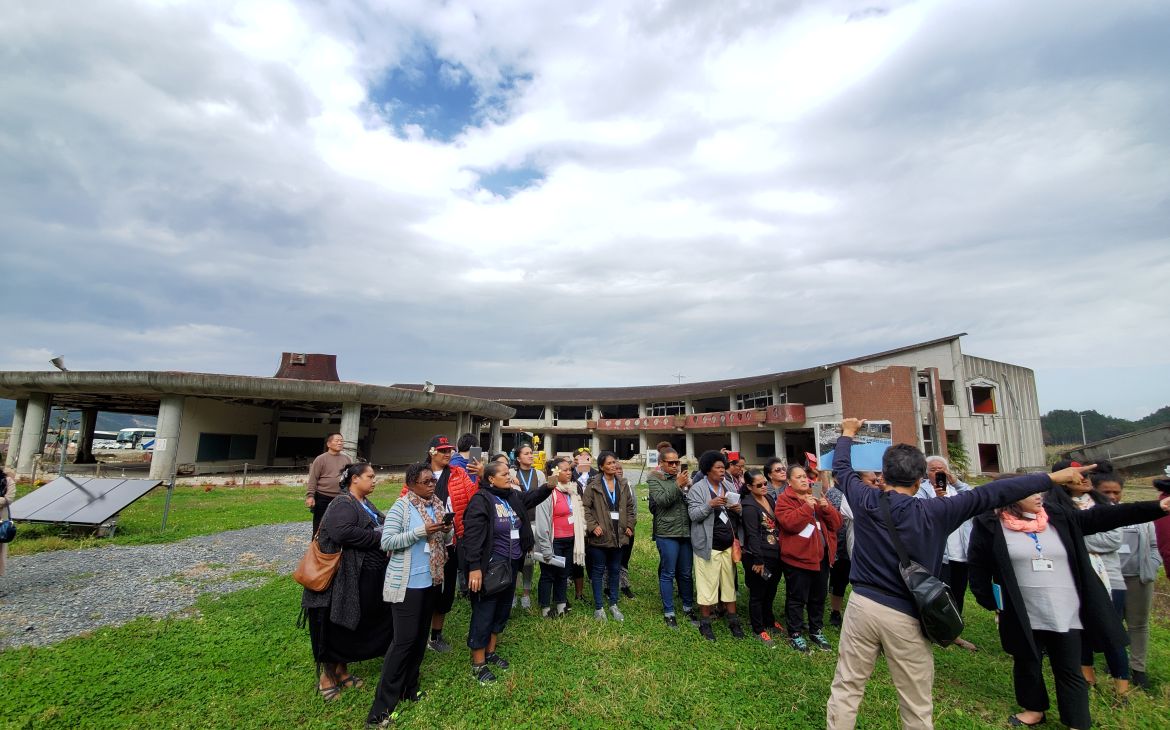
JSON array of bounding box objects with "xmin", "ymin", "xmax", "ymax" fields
[
  {"xmin": 483, "ymin": 460, "xmax": 509, "ymax": 482},
  {"xmin": 659, "ymin": 447, "xmax": 678, "ymax": 460},
  {"xmin": 881, "ymin": 444, "xmax": 927, "ymax": 487},
  {"xmin": 339, "ymin": 461, "xmax": 373, "ymax": 491},
  {"xmin": 764, "ymin": 457, "xmax": 786, "ymax": 479},
  {"xmin": 547, "ymin": 455, "xmax": 571, "ymax": 476},
  {"xmin": 698, "ymin": 450, "xmax": 727, "ymax": 475},
  {"xmin": 325, "ymin": 432, "xmax": 343, "ymax": 444},
  {"xmin": 1153, "ymin": 478, "xmax": 1170, "ymax": 496},
  {"xmin": 1045, "ymin": 482, "xmax": 1108, "ymax": 509},
  {"xmin": 404, "ymin": 462, "xmax": 429, "ymax": 487},
  {"xmin": 740, "ymin": 469, "xmax": 765, "ymax": 497},
  {"xmin": 1090, "ymin": 471, "xmax": 1124, "ymax": 489},
  {"xmin": 655, "ymin": 440, "xmax": 673, "ymax": 451},
  {"xmin": 596, "ymin": 450, "xmax": 619, "ymax": 469},
  {"xmin": 490, "ymin": 452, "xmax": 510, "ymax": 464},
  {"xmin": 456, "ymin": 433, "xmax": 478, "ymax": 452},
  {"xmin": 515, "ymin": 443, "xmax": 534, "ymax": 456}
]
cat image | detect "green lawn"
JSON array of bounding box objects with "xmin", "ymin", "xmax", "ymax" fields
[
  {"xmin": 5, "ymin": 482, "xmax": 324, "ymax": 556},
  {"xmin": 2, "ymin": 535, "xmax": 1168, "ymax": 729}
]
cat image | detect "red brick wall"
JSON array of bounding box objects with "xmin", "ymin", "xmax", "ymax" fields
[{"xmin": 839, "ymin": 366, "xmax": 919, "ymax": 447}]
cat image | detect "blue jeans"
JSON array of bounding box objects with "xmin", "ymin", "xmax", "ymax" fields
[
  {"xmin": 654, "ymin": 536, "xmax": 694, "ymax": 616},
  {"xmin": 587, "ymin": 546, "xmax": 623, "ymax": 610}
]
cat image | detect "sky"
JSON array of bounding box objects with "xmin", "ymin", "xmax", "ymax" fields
[{"xmin": 2, "ymin": 0, "xmax": 1168, "ymax": 419}]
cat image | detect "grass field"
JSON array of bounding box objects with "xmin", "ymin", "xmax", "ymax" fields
[{"xmin": 3, "ymin": 511, "xmax": 1170, "ymax": 727}]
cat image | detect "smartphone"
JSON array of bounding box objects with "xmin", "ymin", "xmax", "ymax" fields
[
  {"xmin": 934, "ymin": 472, "xmax": 948, "ymax": 490},
  {"xmin": 468, "ymin": 446, "xmax": 483, "ymax": 462},
  {"xmin": 812, "ymin": 483, "xmax": 823, "ymax": 500},
  {"xmin": 442, "ymin": 512, "xmax": 455, "ymax": 525}
]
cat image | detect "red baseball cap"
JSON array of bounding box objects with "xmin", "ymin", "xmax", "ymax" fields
[{"xmin": 428, "ymin": 435, "xmax": 455, "ymax": 451}]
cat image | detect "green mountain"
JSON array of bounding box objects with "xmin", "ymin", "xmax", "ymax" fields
[
  {"xmin": 1041, "ymin": 406, "xmax": 1170, "ymax": 445},
  {"xmin": 0, "ymin": 400, "xmax": 155, "ymax": 431}
]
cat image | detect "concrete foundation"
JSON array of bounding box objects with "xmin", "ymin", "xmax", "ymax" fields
[{"xmin": 17, "ymin": 393, "xmax": 50, "ymax": 477}]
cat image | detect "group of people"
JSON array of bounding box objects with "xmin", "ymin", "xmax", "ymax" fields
[{"xmin": 298, "ymin": 427, "xmax": 1170, "ymax": 730}]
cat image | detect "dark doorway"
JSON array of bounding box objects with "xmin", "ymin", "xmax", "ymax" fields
[{"xmin": 978, "ymin": 443, "xmax": 1001, "ymax": 473}]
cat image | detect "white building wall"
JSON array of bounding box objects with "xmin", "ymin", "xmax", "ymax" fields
[
  {"xmin": 856, "ymin": 341, "xmax": 961, "ymax": 379},
  {"xmin": 367, "ymin": 418, "xmax": 459, "ymax": 464},
  {"xmin": 175, "ymin": 398, "xmax": 275, "ymax": 466},
  {"xmin": 956, "ymin": 355, "xmax": 1045, "ymax": 472}
]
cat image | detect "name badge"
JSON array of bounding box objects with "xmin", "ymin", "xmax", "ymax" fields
[
  {"xmin": 719, "ymin": 511, "xmax": 729, "ymax": 524},
  {"xmin": 1032, "ymin": 558, "xmax": 1054, "ymax": 572},
  {"xmin": 566, "ymin": 515, "xmax": 575, "ymax": 524},
  {"xmin": 609, "ymin": 511, "xmax": 620, "ymax": 521},
  {"xmin": 424, "ymin": 542, "xmax": 432, "ymax": 554},
  {"xmin": 509, "ymin": 528, "xmax": 521, "ymax": 540}
]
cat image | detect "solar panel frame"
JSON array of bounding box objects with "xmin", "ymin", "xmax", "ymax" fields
[{"xmin": 10, "ymin": 477, "xmax": 164, "ymax": 526}]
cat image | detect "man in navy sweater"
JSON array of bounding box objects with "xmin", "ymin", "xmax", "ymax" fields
[{"xmin": 825, "ymin": 418, "xmax": 1094, "ymax": 730}]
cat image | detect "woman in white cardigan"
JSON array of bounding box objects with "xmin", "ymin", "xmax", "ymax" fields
[
  {"xmin": 367, "ymin": 462, "xmax": 453, "ymax": 728},
  {"xmin": 533, "ymin": 456, "xmax": 586, "ymax": 618},
  {"xmin": 0, "ymin": 468, "xmax": 14, "ymax": 577}
]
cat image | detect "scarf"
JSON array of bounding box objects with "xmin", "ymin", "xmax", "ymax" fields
[
  {"xmin": 1000, "ymin": 507, "xmax": 1049, "ymax": 533},
  {"xmin": 404, "ymin": 490, "xmax": 447, "ymax": 585},
  {"xmin": 555, "ymin": 481, "xmax": 586, "ymax": 566}
]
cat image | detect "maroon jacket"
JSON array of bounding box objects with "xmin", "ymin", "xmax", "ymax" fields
[{"xmin": 775, "ymin": 488, "xmax": 842, "ymax": 570}]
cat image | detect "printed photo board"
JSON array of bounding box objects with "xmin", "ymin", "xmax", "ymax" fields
[{"xmin": 816, "ymin": 420, "xmax": 892, "ymax": 472}]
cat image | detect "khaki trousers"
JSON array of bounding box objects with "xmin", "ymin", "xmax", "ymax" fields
[{"xmin": 826, "ymin": 592, "xmax": 934, "ymax": 730}]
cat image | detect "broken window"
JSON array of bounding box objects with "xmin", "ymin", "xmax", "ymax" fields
[
  {"xmin": 940, "ymin": 380, "xmax": 956, "ymax": 406},
  {"xmin": 918, "ymin": 377, "xmax": 930, "ymax": 399},
  {"xmin": 970, "ymin": 385, "xmax": 997, "ymax": 415},
  {"xmin": 512, "ymin": 405, "xmax": 544, "ymax": 420},
  {"xmin": 735, "ymin": 390, "xmax": 773, "ymax": 410},
  {"xmin": 648, "ymin": 401, "xmax": 686, "ymax": 416}
]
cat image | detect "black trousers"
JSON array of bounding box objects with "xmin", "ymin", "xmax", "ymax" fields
[
  {"xmin": 829, "ymin": 556, "xmax": 851, "ymax": 599},
  {"xmin": 783, "ymin": 554, "xmax": 829, "ymax": 636},
  {"xmin": 434, "ymin": 545, "xmax": 458, "ymax": 616},
  {"xmin": 743, "ymin": 560, "xmax": 781, "ymax": 634},
  {"xmin": 367, "ymin": 585, "xmax": 440, "ymax": 723},
  {"xmin": 311, "ymin": 493, "xmax": 334, "ymax": 535},
  {"xmin": 1013, "ymin": 629, "xmax": 1090, "ymax": 730},
  {"xmin": 941, "ymin": 560, "xmax": 970, "ymax": 616}
]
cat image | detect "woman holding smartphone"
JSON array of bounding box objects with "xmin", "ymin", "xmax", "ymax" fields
[
  {"xmin": 775, "ymin": 464, "xmax": 841, "ymax": 653},
  {"xmin": 740, "ymin": 469, "xmax": 783, "ymax": 646},
  {"xmin": 367, "ymin": 463, "xmax": 453, "ymax": 727}
]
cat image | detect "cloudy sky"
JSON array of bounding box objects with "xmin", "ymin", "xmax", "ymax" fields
[{"xmin": 3, "ymin": 0, "xmax": 1168, "ymax": 418}]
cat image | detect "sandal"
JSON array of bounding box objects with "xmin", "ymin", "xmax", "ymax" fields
[
  {"xmin": 317, "ymin": 684, "xmax": 341, "ymax": 702},
  {"xmin": 1008, "ymin": 712, "xmax": 1046, "ymax": 727},
  {"xmin": 340, "ymin": 675, "xmax": 365, "ymax": 690}
]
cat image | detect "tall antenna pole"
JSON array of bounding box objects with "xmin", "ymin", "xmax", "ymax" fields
[{"xmin": 673, "ymin": 373, "xmax": 685, "ymax": 384}]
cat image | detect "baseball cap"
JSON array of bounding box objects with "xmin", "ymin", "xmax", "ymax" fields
[{"xmin": 428, "ymin": 435, "xmax": 455, "ymax": 451}]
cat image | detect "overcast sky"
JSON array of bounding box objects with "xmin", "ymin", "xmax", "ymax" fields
[{"xmin": 3, "ymin": 0, "xmax": 1168, "ymax": 419}]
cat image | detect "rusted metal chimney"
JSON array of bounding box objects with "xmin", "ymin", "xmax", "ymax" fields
[{"xmin": 274, "ymin": 353, "xmax": 340, "ymax": 381}]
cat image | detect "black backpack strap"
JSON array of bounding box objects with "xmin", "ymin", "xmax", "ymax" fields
[{"xmin": 879, "ymin": 490, "xmax": 911, "ymax": 569}]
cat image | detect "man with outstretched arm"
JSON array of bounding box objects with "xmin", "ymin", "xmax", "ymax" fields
[{"xmin": 825, "ymin": 418, "xmax": 1095, "ymax": 730}]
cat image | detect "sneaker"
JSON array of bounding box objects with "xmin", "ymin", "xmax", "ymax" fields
[
  {"xmin": 684, "ymin": 607, "xmax": 700, "ymax": 627},
  {"xmin": 367, "ymin": 710, "xmax": 400, "ymax": 728},
  {"xmin": 664, "ymin": 614, "xmax": 679, "ymax": 629},
  {"xmin": 428, "ymin": 634, "xmax": 452, "ymax": 653},
  {"xmin": 554, "ymin": 603, "xmax": 567, "ymax": 618},
  {"xmin": 789, "ymin": 634, "xmax": 811, "ymax": 653},
  {"xmin": 1133, "ymin": 670, "xmax": 1150, "ymax": 690},
  {"xmin": 520, "ymin": 595, "xmax": 531, "ymax": 610},
  {"xmin": 511, "ymin": 595, "xmax": 519, "ymax": 609},
  {"xmin": 541, "ymin": 606, "xmax": 551, "ymax": 618},
  {"xmin": 564, "ymin": 600, "xmax": 573, "ymax": 614},
  {"xmin": 728, "ymin": 617, "xmax": 746, "ymax": 639},
  {"xmin": 621, "ymin": 586, "xmax": 636, "ymax": 599},
  {"xmin": 594, "ymin": 609, "xmax": 607, "ymax": 621},
  {"xmin": 485, "ymin": 652, "xmax": 510, "ymax": 669},
  {"xmin": 758, "ymin": 631, "xmax": 776, "ymax": 648},
  {"xmin": 699, "ymin": 620, "xmax": 717, "ymax": 642},
  {"xmin": 810, "ymin": 632, "xmax": 832, "ymax": 651},
  {"xmin": 829, "ymin": 611, "xmax": 843, "ymax": 628},
  {"xmin": 472, "ymin": 664, "xmax": 496, "ymax": 684},
  {"xmin": 610, "ymin": 605, "xmax": 624, "ymax": 622}
]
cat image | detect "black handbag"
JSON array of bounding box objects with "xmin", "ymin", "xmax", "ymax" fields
[
  {"xmin": 481, "ymin": 557, "xmax": 513, "ymax": 596},
  {"xmin": 0, "ymin": 519, "xmax": 14, "ymax": 544},
  {"xmin": 878, "ymin": 491, "xmax": 964, "ymax": 646}
]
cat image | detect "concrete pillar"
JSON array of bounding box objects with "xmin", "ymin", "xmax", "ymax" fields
[
  {"xmin": 17, "ymin": 393, "xmax": 51, "ymax": 477},
  {"xmin": 149, "ymin": 395, "xmax": 185, "ymax": 480},
  {"xmin": 684, "ymin": 431, "xmax": 695, "ymax": 459},
  {"xmin": 544, "ymin": 432, "xmax": 556, "ymax": 458},
  {"xmin": 730, "ymin": 430, "xmax": 742, "ymax": 453},
  {"xmin": 729, "ymin": 393, "xmax": 738, "ymax": 411},
  {"xmin": 490, "ymin": 419, "xmax": 503, "ymax": 453},
  {"xmin": 5, "ymin": 399, "xmax": 27, "ymax": 469},
  {"xmin": 771, "ymin": 383, "xmax": 783, "ymax": 405},
  {"xmin": 638, "ymin": 432, "xmax": 648, "ymax": 456},
  {"xmin": 265, "ymin": 407, "xmax": 281, "ymax": 466},
  {"xmin": 340, "ymin": 402, "xmax": 361, "ymax": 459},
  {"xmin": 545, "ymin": 403, "xmax": 555, "ymax": 426},
  {"xmin": 774, "ymin": 428, "xmax": 788, "ymax": 464},
  {"xmin": 75, "ymin": 408, "xmax": 98, "ymax": 464},
  {"xmin": 590, "ymin": 433, "xmax": 601, "ymax": 454}
]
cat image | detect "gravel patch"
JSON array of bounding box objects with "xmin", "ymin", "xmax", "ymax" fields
[{"xmin": 0, "ymin": 521, "xmax": 310, "ymax": 650}]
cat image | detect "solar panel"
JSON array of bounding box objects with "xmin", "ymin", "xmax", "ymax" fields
[{"xmin": 10, "ymin": 476, "xmax": 163, "ymax": 526}]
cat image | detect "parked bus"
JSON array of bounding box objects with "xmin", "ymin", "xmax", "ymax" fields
[{"xmin": 116, "ymin": 428, "xmax": 156, "ymax": 450}]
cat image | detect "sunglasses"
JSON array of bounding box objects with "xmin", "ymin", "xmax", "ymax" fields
[{"xmin": 663, "ymin": 459, "xmax": 681, "ymax": 465}]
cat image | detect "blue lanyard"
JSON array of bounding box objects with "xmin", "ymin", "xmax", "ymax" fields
[
  {"xmin": 1026, "ymin": 532, "xmax": 1044, "ymax": 558},
  {"xmin": 558, "ymin": 488, "xmax": 573, "ymax": 515},
  {"xmin": 356, "ymin": 498, "xmax": 382, "ymax": 526},
  {"xmin": 603, "ymin": 476, "xmax": 617, "ymax": 507},
  {"xmin": 518, "ymin": 469, "xmax": 534, "ymax": 492},
  {"xmin": 494, "ymin": 496, "xmax": 518, "ymax": 530},
  {"xmin": 707, "ymin": 480, "xmax": 725, "ymax": 500}
]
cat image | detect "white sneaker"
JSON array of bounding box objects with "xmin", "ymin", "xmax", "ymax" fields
[
  {"xmin": 520, "ymin": 595, "xmax": 531, "ymax": 610},
  {"xmin": 594, "ymin": 609, "xmax": 607, "ymax": 621},
  {"xmin": 511, "ymin": 595, "xmax": 518, "ymax": 609},
  {"xmin": 610, "ymin": 605, "xmax": 624, "ymax": 622}
]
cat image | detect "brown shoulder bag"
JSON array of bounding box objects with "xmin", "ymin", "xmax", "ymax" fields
[{"xmin": 293, "ymin": 532, "xmax": 342, "ymax": 592}]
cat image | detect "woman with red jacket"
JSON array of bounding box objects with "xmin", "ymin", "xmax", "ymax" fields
[{"xmin": 775, "ymin": 464, "xmax": 842, "ymax": 653}]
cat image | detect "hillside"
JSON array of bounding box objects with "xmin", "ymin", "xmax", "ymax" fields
[{"xmin": 1041, "ymin": 406, "xmax": 1170, "ymax": 445}]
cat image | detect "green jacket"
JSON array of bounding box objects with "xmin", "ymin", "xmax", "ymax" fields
[{"xmin": 647, "ymin": 469, "xmax": 690, "ymax": 538}]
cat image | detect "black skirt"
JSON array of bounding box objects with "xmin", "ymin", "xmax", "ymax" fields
[{"xmin": 308, "ymin": 556, "xmax": 393, "ymax": 669}]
